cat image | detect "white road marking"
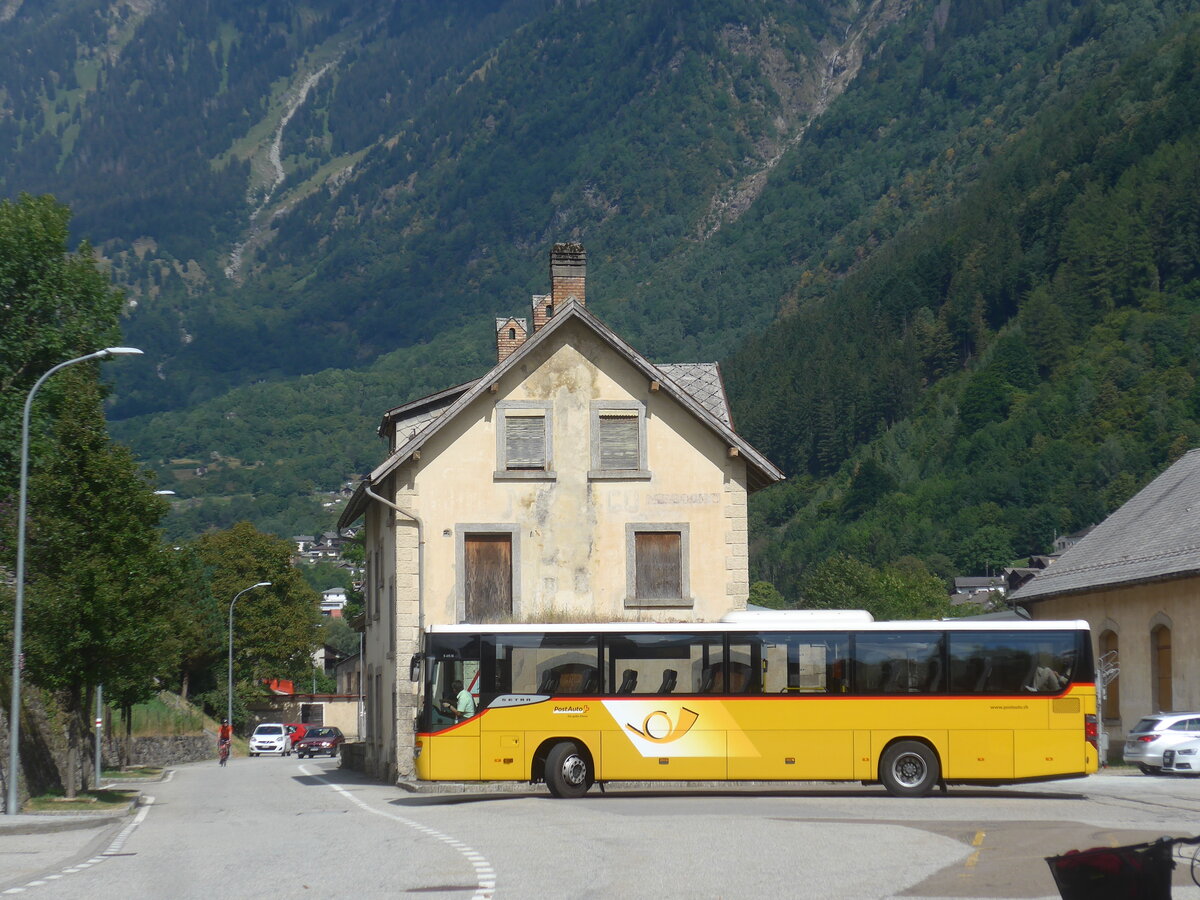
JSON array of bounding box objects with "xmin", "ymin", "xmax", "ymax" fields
[
  {"xmin": 297, "ymin": 765, "xmax": 496, "ymax": 899},
  {"xmin": 1, "ymin": 796, "xmax": 154, "ymax": 895}
]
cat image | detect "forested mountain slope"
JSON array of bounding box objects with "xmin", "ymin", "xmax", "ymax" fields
[
  {"xmin": 4, "ymin": 0, "xmax": 1199, "ymax": 577},
  {"xmin": 729, "ymin": 10, "xmax": 1200, "ymax": 599}
]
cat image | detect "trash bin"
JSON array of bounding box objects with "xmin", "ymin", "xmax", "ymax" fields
[{"xmin": 1046, "ymin": 839, "xmax": 1175, "ymax": 900}]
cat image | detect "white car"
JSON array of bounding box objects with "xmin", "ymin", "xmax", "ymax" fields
[
  {"xmin": 249, "ymin": 723, "xmax": 291, "ymax": 756},
  {"xmin": 1162, "ymin": 738, "xmax": 1200, "ymax": 775},
  {"xmin": 1124, "ymin": 712, "xmax": 1200, "ymax": 773}
]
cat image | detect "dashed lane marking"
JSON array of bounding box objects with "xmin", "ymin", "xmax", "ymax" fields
[{"xmin": 2, "ymin": 797, "xmax": 154, "ymax": 895}]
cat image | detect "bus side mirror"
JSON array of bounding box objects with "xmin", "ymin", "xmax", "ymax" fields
[{"xmin": 410, "ymin": 654, "xmax": 421, "ymax": 682}]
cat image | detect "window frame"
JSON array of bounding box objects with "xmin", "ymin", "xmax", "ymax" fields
[
  {"xmin": 624, "ymin": 523, "xmax": 691, "ymax": 608},
  {"xmin": 590, "ymin": 400, "xmax": 650, "ymax": 480},
  {"xmin": 495, "ymin": 401, "xmax": 554, "ymax": 480}
]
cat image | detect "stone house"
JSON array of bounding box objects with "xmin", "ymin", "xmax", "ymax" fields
[
  {"xmin": 1011, "ymin": 448, "xmax": 1200, "ymax": 751},
  {"xmin": 337, "ymin": 243, "xmax": 784, "ymax": 782}
]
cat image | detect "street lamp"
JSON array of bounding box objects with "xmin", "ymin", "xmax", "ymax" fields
[
  {"xmin": 6, "ymin": 347, "xmax": 143, "ymax": 815},
  {"xmin": 227, "ymin": 582, "xmax": 272, "ymax": 731}
]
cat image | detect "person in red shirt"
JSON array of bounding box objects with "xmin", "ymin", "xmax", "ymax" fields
[{"xmin": 218, "ymin": 719, "xmax": 233, "ymax": 765}]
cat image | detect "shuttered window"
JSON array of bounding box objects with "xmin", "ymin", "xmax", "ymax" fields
[
  {"xmin": 635, "ymin": 531, "xmax": 682, "ymax": 599},
  {"xmin": 598, "ymin": 413, "xmax": 640, "ymax": 470},
  {"xmin": 505, "ymin": 415, "xmax": 546, "ymax": 469},
  {"xmin": 465, "ymin": 534, "xmax": 513, "ymax": 620}
]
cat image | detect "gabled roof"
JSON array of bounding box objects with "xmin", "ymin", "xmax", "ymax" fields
[
  {"xmin": 656, "ymin": 363, "xmax": 732, "ymax": 427},
  {"xmin": 377, "ymin": 379, "xmax": 479, "ymax": 438},
  {"xmin": 339, "ymin": 300, "xmax": 784, "ymax": 527},
  {"xmin": 1013, "ymin": 448, "xmax": 1200, "ymax": 602}
]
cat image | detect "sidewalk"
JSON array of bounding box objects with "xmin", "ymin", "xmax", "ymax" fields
[{"xmin": 0, "ymin": 791, "xmax": 145, "ymax": 892}]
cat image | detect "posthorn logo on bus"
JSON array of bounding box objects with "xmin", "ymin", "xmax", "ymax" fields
[{"xmin": 623, "ymin": 706, "xmax": 699, "ymax": 744}]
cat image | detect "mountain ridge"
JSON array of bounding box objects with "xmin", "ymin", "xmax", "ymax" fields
[{"xmin": 5, "ymin": 0, "xmax": 1198, "ymax": 597}]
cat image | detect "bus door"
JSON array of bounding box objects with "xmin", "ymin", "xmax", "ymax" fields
[{"xmin": 422, "ymin": 635, "xmax": 481, "ymax": 780}]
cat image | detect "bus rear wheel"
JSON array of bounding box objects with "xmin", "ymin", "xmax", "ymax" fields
[
  {"xmin": 880, "ymin": 741, "xmax": 940, "ymax": 797},
  {"xmin": 545, "ymin": 741, "xmax": 593, "ymax": 798}
]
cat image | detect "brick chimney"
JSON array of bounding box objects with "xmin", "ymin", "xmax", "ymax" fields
[
  {"xmin": 530, "ymin": 294, "xmax": 552, "ymax": 333},
  {"xmin": 543, "ymin": 242, "xmax": 585, "ymax": 329},
  {"xmin": 496, "ymin": 317, "xmax": 528, "ymax": 363}
]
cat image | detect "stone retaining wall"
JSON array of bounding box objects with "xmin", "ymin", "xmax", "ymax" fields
[
  {"xmin": 339, "ymin": 742, "xmax": 365, "ymax": 772},
  {"xmin": 102, "ymin": 735, "xmax": 213, "ymax": 768}
]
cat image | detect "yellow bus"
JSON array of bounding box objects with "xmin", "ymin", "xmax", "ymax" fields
[{"xmin": 413, "ymin": 611, "xmax": 1097, "ymax": 797}]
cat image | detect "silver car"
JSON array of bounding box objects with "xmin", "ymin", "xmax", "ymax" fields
[
  {"xmin": 1124, "ymin": 713, "xmax": 1200, "ymax": 773},
  {"xmin": 1162, "ymin": 738, "xmax": 1200, "ymax": 775}
]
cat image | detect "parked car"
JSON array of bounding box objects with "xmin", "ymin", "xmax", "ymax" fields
[
  {"xmin": 285, "ymin": 723, "xmax": 307, "ymax": 749},
  {"xmin": 1161, "ymin": 738, "xmax": 1200, "ymax": 775},
  {"xmin": 294, "ymin": 726, "xmax": 345, "ymax": 758},
  {"xmin": 1123, "ymin": 712, "xmax": 1200, "ymax": 773},
  {"xmin": 249, "ymin": 722, "xmax": 291, "ymax": 756}
]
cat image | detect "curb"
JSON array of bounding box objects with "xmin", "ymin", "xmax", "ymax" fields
[{"xmin": 0, "ymin": 792, "xmax": 143, "ymax": 835}]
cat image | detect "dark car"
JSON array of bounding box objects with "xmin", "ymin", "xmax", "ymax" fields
[{"xmin": 294, "ymin": 726, "xmax": 345, "ymax": 758}]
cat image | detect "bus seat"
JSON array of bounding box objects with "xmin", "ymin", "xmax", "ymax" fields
[
  {"xmin": 538, "ymin": 670, "xmax": 559, "ymax": 694},
  {"xmin": 1021, "ymin": 656, "xmax": 1039, "ymax": 692},
  {"xmin": 657, "ymin": 669, "xmax": 677, "ymax": 694},
  {"xmin": 699, "ymin": 665, "xmax": 718, "ymax": 694},
  {"xmin": 882, "ymin": 660, "xmax": 904, "ymax": 693},
  {"xmin": 924, "ymin": 658, "xmax": 942, "ymax": 692},
  {"xmin": 973, "ymin": 660, "xmax": 993, "ymax": 692},
  {"xmin": 582, "ymin": 669, "xmax": 601, "ymax": 694},
  {"xmin": 617, "ymin": 669, "xmax": 638, "ymax": 694}
]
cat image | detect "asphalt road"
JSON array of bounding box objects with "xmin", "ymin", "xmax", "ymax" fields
[{"xmin": 4, "ymin": 759, "xmax": 1200, "ymax": 899}]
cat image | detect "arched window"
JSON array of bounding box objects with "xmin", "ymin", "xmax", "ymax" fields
[
  {"xmin": 508, "ymin": 328, "xmax": 516, "ymax": 340},
  {"xmin": 1151, "ymin": 624, "xmax": 1172, "ymax": 712},
  {"xmin": 545, "ymin": 303, "xmax": 554, "ymax": 317},
  {"xmin": 1099, "ymin": 630, "xmax": 1119, "ymax": 721}
]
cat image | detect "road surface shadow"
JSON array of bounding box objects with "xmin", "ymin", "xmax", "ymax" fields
[{"xmin": 886, "ymin": 821, "xmax": 1198, "ymax": 899}]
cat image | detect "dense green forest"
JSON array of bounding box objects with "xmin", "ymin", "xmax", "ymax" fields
[
  {"xmin": 4, "ymin": 0, "xmax": 1200, "ymax": 596},
  {"xmin": 728, "ymin": 11, "xmax": 1200, "ymax": 599}
]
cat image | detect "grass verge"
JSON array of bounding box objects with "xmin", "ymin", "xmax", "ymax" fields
[
  {"xmin": 24, "ymin": 789, "xmax": 138, "ymax": 813},
  {"xmin": 101, "ymin": 766, "xmax": 163, "ymax": 781}
]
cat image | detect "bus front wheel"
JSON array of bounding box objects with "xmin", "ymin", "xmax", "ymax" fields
[
  {"xmin": 880, "ymin": 741, "xmax": 940, "ymax": 797},
  {"xmin": 545, "ymin": 741, "xmax": 593, "ymax": 799}
]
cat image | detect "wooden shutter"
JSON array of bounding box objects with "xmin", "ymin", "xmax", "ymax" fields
[
  {"xmin": 1154, "ymin": 626, "xmax": 1172, "ymax": 712},
  {"xmin": 505, "ymin": 415, "xmax": 545, "ymax": 469},
  {"xmin": 635, "ymin": 531, "xmax": 681, "ymax": 599},
  {"xmin": 465, "ymin": 534, "xmax": 513, "ymax": 621},
  {"xmin": 598, "ymin": 413, "xmax": 639, "ymax": 469}
]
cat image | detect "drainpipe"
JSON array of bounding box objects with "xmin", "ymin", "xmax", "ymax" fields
[{"xmin": 362, "ymin": 482, "xmax": 425, "ymax": 645}]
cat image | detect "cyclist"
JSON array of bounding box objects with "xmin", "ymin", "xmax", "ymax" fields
[{"xmin": 218, "ymin": 718, "xmax": 233, "ymax": 765}]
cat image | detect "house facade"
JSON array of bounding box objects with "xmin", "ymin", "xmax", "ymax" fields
[
  {"xmin": 1011, "ymin": 448, "xmax": 1200, "ymax": 753},
  {"xmin": 337, "ymin": 243, "xmax": 783, "ymax": 782}
]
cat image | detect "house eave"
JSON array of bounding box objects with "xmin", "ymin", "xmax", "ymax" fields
[{"xmin": 1014, "ymin": 566, "xmax": 1200, "ymax": 605}]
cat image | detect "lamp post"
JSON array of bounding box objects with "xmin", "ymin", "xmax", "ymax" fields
[
  {"xmin": 227, "ymin": 582, "xmax": 272, "ymax": 731},
  {"xmin": 6, "ymin": 347, "xmax": 143, "ymax": 816}
]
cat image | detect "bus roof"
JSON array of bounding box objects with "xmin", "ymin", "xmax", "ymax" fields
[{"xmin": 424, "ymin": 616, "xmax": 1090, "ymax": 635}]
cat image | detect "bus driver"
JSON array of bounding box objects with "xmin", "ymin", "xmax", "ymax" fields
[{"xmin": 442, "ymin": 679, "xmax": 476, "ymax": 720}]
